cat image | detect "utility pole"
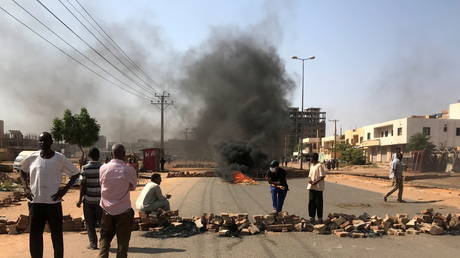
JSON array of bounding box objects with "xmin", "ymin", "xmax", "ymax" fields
[
  {"xmin": 329, "ymin": 119, "xmax": 339, "ymax": 161},
  {"xmin": 151, "ymin": 91, "xmax": 173, "ymax": 171},
  {"xmin": 292, "ymin": 55, "xmax": 315, "ymax": 170},
  {"xmin": 284, "ymin": 135, "xmax": 287, "ymax": 160}
]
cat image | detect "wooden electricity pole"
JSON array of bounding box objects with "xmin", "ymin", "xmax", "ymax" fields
[{"xmin": 151, "ymin": 91, "xmax": 173, "ymax": 171}]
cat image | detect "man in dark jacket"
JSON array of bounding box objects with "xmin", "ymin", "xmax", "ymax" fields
[{"xmin": 267, "ymin": 160, "xmax": 289, "ymax": 213}]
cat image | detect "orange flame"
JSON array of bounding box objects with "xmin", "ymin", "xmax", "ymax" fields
[{"xmin": 232, "ymin": 171, "xmax": 257, "ymax": 184}]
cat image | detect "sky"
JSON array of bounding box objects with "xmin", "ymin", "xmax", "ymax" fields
[{"xmin": 0, "ymin": 0, "xmax": 460, "ymax": 140}]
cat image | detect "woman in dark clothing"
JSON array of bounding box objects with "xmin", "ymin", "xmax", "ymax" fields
[{"xmin": 267, "ymin": 160, "xmax": 289, "ymax": 213}]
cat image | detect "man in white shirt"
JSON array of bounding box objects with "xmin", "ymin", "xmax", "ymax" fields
[
  {"xmin": 20, "ymin": 132, "xmax": 80, "ymax": 258},
  {"xmin": 136, "ymin": 173, "xmax": 171, "ymax": 213},
  {"xmin": 307, "ymin": 153, "xmax": 326, "ymax": 224}
]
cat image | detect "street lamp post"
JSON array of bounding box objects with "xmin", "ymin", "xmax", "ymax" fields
[{"xmin": 292, "ymin": 55, "xmax": 315, "ymax": 170}]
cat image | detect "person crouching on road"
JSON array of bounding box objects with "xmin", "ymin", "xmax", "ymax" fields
[
  {"xmin": 135, "ymin": 173, "xmax": 171, "ymax": 213},
  {"xmin": 267, "ymin": 160, "xmax": 289, "ymax": 214},
  {"xmin": 307, "ymin": 153, "xmax": 326, "ymax": 224},
  {"xmin": 77, "ymin": 147, "xmax": 103, "ymax": 250}
]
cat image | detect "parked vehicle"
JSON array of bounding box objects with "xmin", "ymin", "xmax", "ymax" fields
[{"xmin": 13, "ymin": 150, "xmax": 35, "ymax": 171}]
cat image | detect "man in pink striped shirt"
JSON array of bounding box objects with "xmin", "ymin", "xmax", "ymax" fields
[{"xmin": 98, "ymin": 144, "xmax": 137, "ymax": 258}]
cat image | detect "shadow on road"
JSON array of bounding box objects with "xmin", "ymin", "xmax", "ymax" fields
[
  {"xmin": 404, "ymin": 200, "xmax": 442, "ymax": 204},
  {"xmin": 110, "ymin": 247, "xmax": 187, "ymax": 254},
  {"xmin": 384, "ymin": 200, "xmax": 442, "ymax": 204}
]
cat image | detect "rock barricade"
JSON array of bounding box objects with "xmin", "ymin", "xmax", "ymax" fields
[{"xmin": 138, "ymin": 208, "xmax": 460, "ymax": 238}]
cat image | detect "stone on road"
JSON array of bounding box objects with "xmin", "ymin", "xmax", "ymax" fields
[{"xmin": 123, "ymin": 178, "xmax": 460, "ymax": 258}]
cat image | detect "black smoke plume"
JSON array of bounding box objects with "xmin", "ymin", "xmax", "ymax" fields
[{"xmin": 178, "ymin": 31, "xmax": 294, "ymax": 173}]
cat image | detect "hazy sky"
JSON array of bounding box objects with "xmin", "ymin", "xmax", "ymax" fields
[{"xmin": 1, "ymin": 0, "xmax": 459, "ymax": 140}]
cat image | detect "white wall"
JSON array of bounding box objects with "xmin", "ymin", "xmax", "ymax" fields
[
  {"xmin": 407, "ymin": 118, "xmax": 460, "ymax": 147},
  {"xmin": 449, "ymin": 103, "xmax": 460, "ymax": 119},
  {"xmin": 362, "ymin": 118, "xmax": 408, "ymax": 146}
]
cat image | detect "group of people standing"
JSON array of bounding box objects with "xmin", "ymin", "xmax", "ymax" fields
[
  {"xmin": 267, "ymin": 151, "xmax": 405, "ymax": 223},
  {"xmin": 18, "ymin": 131, "xmax": 406, "ymax": 257},
  {"xmin": 267, "ymin": 153, "xmax": 326, "ymax": 223},
  {"xmin": 20, "ymin": 132, "xmax": 139, "ymax": 258}
]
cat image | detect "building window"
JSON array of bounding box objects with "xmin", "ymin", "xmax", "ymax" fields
[
  {"xmin": 384, "ymin": 131, "xmax": 388, "ymax": 137},
  {"xmin": 381, "ymin": 132, "xmax": 384, "ymax": 137},
  {"xmin": 391, "ymin": 130, "xmax": 393, "ymax": 136},
  {"xmin": 360, "ymin": 136, "xmax": 363, "ymax": 143},
  {"xmin": 444, "ymin": 124, "xmax": 448, "ymax": 132},
  {"xmin": 423, "ymin": 127, "xmax": 431, "ymax": 136},
  {"xmin": 367, "ymin": 133, "xmax": 371, "ymax": 140},
  {"xmin": 457, "ymin": 128, "xmax": 460, "ymax": 136},
  {"xmin": 397, "ymin": 127, "xmax": 402, "ymax": 136}
]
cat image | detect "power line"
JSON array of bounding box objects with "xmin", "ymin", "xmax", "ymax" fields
[
  {"xmin": 57, "ymin": 0, "xmax": 159, "ymax": 94},
  {"xmin": 73, "ymin": 0, "xmax": 163, "ymax": 89},
  {"xmin": 66, "ymin": 0, "xmax": 159, "ymax": 91},
  {"xmin": 0, "ymin": 3, "xmax": 149, "ymax": 100},
  {"xmin": 35, "ymin": 0, "xmax": 156, "ymax": 96},
  {"xmin": 11, "ymin": 0, "xmax": 152, "ymax": 100}
]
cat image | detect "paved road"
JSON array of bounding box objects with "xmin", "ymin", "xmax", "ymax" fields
[{"xmin": 120, "ymin": 178, "xmax": 460, "ymax": 258}]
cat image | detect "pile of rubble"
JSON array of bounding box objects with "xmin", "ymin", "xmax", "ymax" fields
[
  {"xmin": 172, "ymin": 163, "xmax": 216, "ymax": 169},
  {"xmin": 323, "ymin": 208, "xmax": 460, "ymax": 237},
  {"xmin": 138, "ymin": 208, "xmax": 460, "ymax": 238},
  {"xmin": 0, "ymin": 214, "xmax": 85, "ymax": 235},
  {"xmin": 0, "ymin": 191, "xmax": 23, "ymax": 207},
  {"xmin": 166, "ymin": 171, "xmax": 215, "ymax": 178},
  {"xmin": 2, "ymin": 208, "xmax": 459, "ymax": 238}
]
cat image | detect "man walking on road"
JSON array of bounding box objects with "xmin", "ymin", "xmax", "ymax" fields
[
  {"xmin": 384, "ymin": 152, "xmax": 405, "ymax": 202},
  {"xmin": 267, "ymin": 160, "xmax": 289, "ymax": 213},
  {"xmin": 77, "ymin": 147, "xmax": 103, "ymax": 250},
  {"xmin": 20, "ymin": 132, "xmax": 80, "ymax": 258},
  {"xmin": 99, "ymin": 144, "xmax": 137, "ymax": 258},
  {"xmin": 136, "ymin": 173, "xmax": 171, "ymax": 213},
  {"xmin": 307, "ymin": 153, "xmax": 326, "ymax": 224}
]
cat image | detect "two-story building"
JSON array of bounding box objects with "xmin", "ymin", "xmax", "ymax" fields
[{"xmin": 315, "ymin": 102, "xmax": 460, "ymax": 163}]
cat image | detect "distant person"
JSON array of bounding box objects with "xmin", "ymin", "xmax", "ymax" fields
[
  {"xmin": 99, "ymin": 144, "xmax": 137, "ymax": 258},
  {"xmin": 307, "ymin": 153, "xmax": 326, "ymax": 224},
  {"xmin": 388, "ymin": 153, "xmax": 398, "ymax": 186},
  {"xmin": 160, "ymin": 157, "xmax": 166, "ymax": 171},
  {"xmin": 267, "ymin": 160, "xmax": 289, "ymax": 213},
  {"xmin": 76, "ymin": 147, "xmax": 102, "ymax": 250},
  {"xmin": 384, "ymin": 152, "xmax": 405, "ymax": 202},
  {"xmin": 19, "ymin": 132, "xmax": 80, "ymax": 258},
  {"xmin": 135, "ymin": 173, "xmax": 171, "ymax": 213}
]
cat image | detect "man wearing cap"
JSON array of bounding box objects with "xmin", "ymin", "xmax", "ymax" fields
[{"xmin": 267, "ymin": 160, "xmax": 289, "ymax": 213}]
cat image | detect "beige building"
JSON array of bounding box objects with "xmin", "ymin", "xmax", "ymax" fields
[{"xmin": 315, "ymin": 103, "xmax": 460, "ymax": 163}]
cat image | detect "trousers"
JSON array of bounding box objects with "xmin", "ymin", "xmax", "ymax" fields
[
  {"xmin": 29, "ymin": 202, "xmax": 64, "ymax": 258},
  {"xmin": 270, "ymin": 186, "xmax": 287, "ymax": 212},
  {"xmin": 385, "ymin": 176, "xmax": 404, "ymax": 200},
  {"xmin": 308, "ymin": 190, "xmax": 323, "ymax": 219},
  {"xmin": 83, "ymin": 202, "xmax": 102, "ymax": 248},
  {"xmin": 98, "ymin": 208, "xmax": 134, "ymax": 258}
]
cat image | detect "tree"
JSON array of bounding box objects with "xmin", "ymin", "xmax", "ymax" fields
[
  {"xmin": 51, "ymin": 108, "xmax": 100, "ymax": 160},
  {"xmin": 334, "ymin": 142, "xmax": 366, "ymax": 165},
  {"xmin": 407, "ymin": 133, "xmax": 435, "ymax": 151}
]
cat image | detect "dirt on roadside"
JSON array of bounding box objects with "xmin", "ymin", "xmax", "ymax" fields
[{"xmin": 326, "ymin": 174, "xmax": 460, "ymax": 211}]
